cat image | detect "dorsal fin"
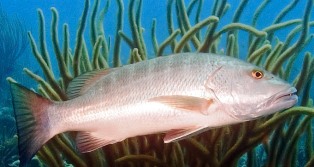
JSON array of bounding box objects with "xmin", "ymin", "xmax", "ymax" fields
[{"xmin": 67, "ymin": 68, "xmax": 116, "ymax": 99}]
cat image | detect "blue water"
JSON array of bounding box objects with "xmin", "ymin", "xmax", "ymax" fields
[
  {"xmin": 0, "ymin": 0, "xmax": 313, "ymax": 166},
  {"xmin": 1, "ymin": 0, "xmax": 313, "ymax": 78}
]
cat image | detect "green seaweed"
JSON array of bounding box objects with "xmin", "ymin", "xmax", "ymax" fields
[{"xmin": 8, "ymin": 0, "xmax": 314, "ymax": 166}]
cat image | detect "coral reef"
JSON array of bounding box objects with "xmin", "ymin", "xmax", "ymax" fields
[
  {"xmin": 7, "ymin": 0, "xmax": 314, "ymax": 166},
  {"xmin": 0, "ymin": 107, "xmax": 18, "ymax": 166}
]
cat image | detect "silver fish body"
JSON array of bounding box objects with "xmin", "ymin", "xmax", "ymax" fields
[
  {"xmin": 53, "ymin": 53, "xmax": 239, "ymax": 139},
  {"xmin": 10, "ymin": 53, "xmax": 298, "ymax": 165}
]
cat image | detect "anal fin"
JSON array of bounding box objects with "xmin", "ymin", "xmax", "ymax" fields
[
  {"xmin": 76, "ymin": 132, "xmax": 115, "ymax": 153},
  {"xmin": 164, "ymin": 126, "xmax": 207, "ymax": 143}
]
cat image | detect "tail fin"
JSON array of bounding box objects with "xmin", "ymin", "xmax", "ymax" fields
[{"xmin": 10, "ymin": 82, "xmax": 53, "ymax": 166}]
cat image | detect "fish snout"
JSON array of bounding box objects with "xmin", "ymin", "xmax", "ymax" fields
[
  {"xmin": 271, "ymin": 87, "xmax": 298, "ymax": 105},
  {"xmin": 258, "ymin": 86, "xmax": 298, "ymax": 117},
  {"xmin": 234, "ymin": 86, "xmax": 298, "ymax": 120}
]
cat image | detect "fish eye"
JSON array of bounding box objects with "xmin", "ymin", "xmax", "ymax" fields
[{"xmin": 252, "ymin": 70, "xmax": 264, "ymax": 79}]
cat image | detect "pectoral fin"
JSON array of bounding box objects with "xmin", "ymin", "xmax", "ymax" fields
[
  {"xmin": 76, "ymin": 132, "xmax": 115, "ymax": 153},
  {"xmin": 149, "ymin": 95, "xmax": 213, "ymax": 115},
  {"xmin": 164, "ymin": 126, "xmax": 207, "ymax": 143}
]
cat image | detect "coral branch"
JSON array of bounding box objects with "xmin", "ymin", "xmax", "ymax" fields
[
  {"xmin": 62, "ymin": 24, "xmax": 71, "ymax": 72},
  {"xmin": 157, "ymin": 29, "xmax": 181, "ymax": 56},
  {"xmin": 214, "ymin": 23, "xmax": 267, "ymax": 41},
  {"xmin": 97, "ymin": 0, "xmax": 110, "ymax": 61},
  {"xmin": 151, "ymin": 19, "xmax": 158, "ymax": 55},
  {"xmin": 92, "ymin": 36, "xmax": 103, "ymax": 69},
  {"xmin": 113, "ymin": 0, "xmax": 123, "ymax": 67},
  {"xmin": 51, "ymin": 8, "xmax": 72, "ymax": 86},
  {"xmin": 115, "ymin": 154, "xmax": 167, "ymax": 166},
  {"xmin": 233, "ymin": 0, "xmax": 249, "ymax": 23},
  {"xmin": 263, "ymin": 19, "xmax": 302, "ymax": 33},
  {"xmin": 264, "ymin": 41, "xmax": 283, "ymax": 71},
  {"xmin": 270, "ymin": 0, "xmax": 312, "ymax": 74},
  {"xmin": 250, "ymin": 0, "xmax": 271, "ymax": 44},
  {"xmin": 119, "ymin": 31, "xmax": 134, "ymax": 48},
  {"xmin": 37, "ymin": 9, "xmax": 52, "ymax": 70},
  {"xmin": 73, "ymin": 0, "xmax": 89, "ymax": 76},
  {"xmin": 254, "ymin": 107, "xmax": 314, "ymax": 134},
  {"xmin": 198, "ymin": 0, "xmax": 227, "ymax": 52},
  {"xmin": 176, "ymin": 0, "xmax": 200, "ymax": 48},
  {"xmin": 90, "ymin": 0, "xmax": 100, "ymax": 45},
  {"xmin": 247, "ymin": 44, "xmax": 271, "ymax": 63},
  {"xmin": 226, "ymin": 34, "xmax": 235, "ymax": 57},
  {"xmin": 175, "ymin": 16, "xmax": 219, "ymax": 53},
  {"xmin": 23, "ymin": 68, "xmax": 61, "ymax": 101},
  {"xmin": 27, "ymin": 32, "xmax": 66, "ymax": 100}
]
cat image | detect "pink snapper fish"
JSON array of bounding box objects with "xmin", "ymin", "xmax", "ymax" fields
[{"xmin": 10, "ymin": 53, "xmax": 298, "ymax": 165}]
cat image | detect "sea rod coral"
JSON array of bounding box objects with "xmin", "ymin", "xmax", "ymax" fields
[{"xmin": 7, "ymin": 0, "xmax": 314, "ymax": 166}]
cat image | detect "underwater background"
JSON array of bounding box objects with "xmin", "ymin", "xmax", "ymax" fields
[{"xmin": 0, "ymin": 0, "xmax": 314, "ymax": 166}]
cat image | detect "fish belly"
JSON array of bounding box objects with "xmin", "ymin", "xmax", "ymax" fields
[
  {"xmin": 79, "ymin": 102, "xmax": 201, "ymax": 142},
  {"xmin": 84, "ymin": 101, "xmax": 240, "ymax": 141}
]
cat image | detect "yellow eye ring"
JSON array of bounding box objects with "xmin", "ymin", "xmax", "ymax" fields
[{"xmin": 252, "ymin": 70, "xmax": 264, "ymax": 79}]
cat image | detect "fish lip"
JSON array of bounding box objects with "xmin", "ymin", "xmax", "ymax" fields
[{"xmin": 272, "ymin": 87, "xmax": 298, "ymax": 105}]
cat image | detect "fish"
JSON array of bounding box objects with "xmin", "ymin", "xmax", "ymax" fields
[{"xmin": 10, "ymin": 53, "xmax": 298, "ymax": 165}]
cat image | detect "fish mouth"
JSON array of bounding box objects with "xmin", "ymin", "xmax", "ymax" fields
[
  {"xmin": 270, "ymin": 87, "xmax": 298, "ymax": 109},
  {"xmin": 232, "ymin": 87, "xmax": 298, "ymax": 120},
  {"xmin": 273, "ymin": 87, "xmax": 297, "ymax": 103}
]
